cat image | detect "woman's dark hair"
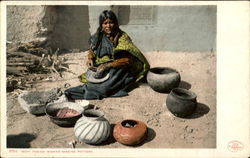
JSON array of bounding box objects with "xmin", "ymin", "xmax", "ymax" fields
[
  {"xmin": 91, "ymin": 10, "xmax": 119, "ymax": 50},
  {"xmin": 99, "ymin": 10, "xmax": 119, "ymax": 29}
]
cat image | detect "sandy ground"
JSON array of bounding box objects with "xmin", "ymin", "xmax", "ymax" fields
[{"xmin": 6, "ymin": 51, "xmax": 216, "ymax": 148}]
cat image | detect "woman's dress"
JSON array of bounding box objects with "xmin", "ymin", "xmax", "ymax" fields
[{"xmin": 65, "ymin": 30, "xmax": 150, "ymax": 100}]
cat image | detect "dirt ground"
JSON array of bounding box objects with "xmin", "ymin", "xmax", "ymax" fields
[{"xmin": 6, "ymin": 50, "xmax": 216, "ymax": 148}]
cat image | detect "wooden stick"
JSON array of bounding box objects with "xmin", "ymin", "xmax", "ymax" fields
[
  {"xmin": 37, "ymin": 53, "xmax": 45, "ymax": 68},
  {"xmin": 7, "ymin": 62, "xmax": 34, "ymax": 66}
]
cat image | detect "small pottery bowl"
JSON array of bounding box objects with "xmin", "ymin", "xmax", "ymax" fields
[
  {"xmin": 166, "ymin": 88, "xmax": 197, "ymax": 118},
  {"xmin": 75, "ymin": 99, "xmax": 90, "ymax": 109},
  {"xmin": 45, "ymin": 102, "xmax": 84, "ymax": 127},
  {"xmin": 147, "ymin": 67, "xmax": 181, "ymax": 93},
  {"xmin": 113, "ymin": 119, "xmax": 147, "ymax": 146}
]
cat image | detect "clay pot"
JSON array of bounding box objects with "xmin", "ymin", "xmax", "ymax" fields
[
  {"xmin": 113, "ymin": 119, "xmax": 147, "ymax": 146},
  {"xmin": 45, "ymin": 102, "xmax": 84, "ymax": 127},
  {"xmin": 147, "ymin": 67, "xmax": 181, "ymax": 93},
  {"xmin": 74, "ymin": 109, "xmax": 111, "ymax": 145},
  {"xmin": 166, "ymin": 88, "xmax": 197, "ymax": 118}
]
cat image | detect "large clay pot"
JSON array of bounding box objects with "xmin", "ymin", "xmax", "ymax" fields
[
  {"xmin": 113, "ymin": 119, "xmax": 147, "ymax": 146},
  {"xmin": 166, "ymin": 88, "xmax": 197, "ymax": 118},
  {"xmin": 74, "ymin": 109, "xmax": 111, "ymax": 145},
  {"xmin": 147, "ymin": 67, "xmax": 181, "ymax": 93}
]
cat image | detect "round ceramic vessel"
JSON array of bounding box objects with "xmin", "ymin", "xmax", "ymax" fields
[
  {"xmin": 147, "ymin": 67, "xmax": 181, "ymax": 93},
  {"xmin": 166, "ymin": 88, "xmax": 197, "ymax": 118},
  {"xmin": 45, "ymin": 102, "xmax": 84, "ymax": 127},
  {"xmin": 74, "ymin": 109, "xmax": 111, "ymax": 145},
  {"xmin": 113, "ymin": 119, "xmax": 147, "ymax": 146}
]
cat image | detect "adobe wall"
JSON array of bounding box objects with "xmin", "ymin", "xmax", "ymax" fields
[
  {"xmin": 7, "ymin": 5, "xmax": 216, "ymax": 53},
  {"xmin": 118, "ymin": 6, "xmax": 217, "ymax": 52},
  {"xmin": 7, "ymin": 6, "xmax": 46, "ymax": 43}
]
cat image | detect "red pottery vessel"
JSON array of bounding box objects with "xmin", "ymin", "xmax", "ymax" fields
[{"xmin": 113, "ymin": 119, "xmax": 147, "ymax": 146}]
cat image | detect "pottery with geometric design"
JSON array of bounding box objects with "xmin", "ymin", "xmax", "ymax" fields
[{"xmin": 74, "ymin": 109, "xmax": 111, "ymax": 145}]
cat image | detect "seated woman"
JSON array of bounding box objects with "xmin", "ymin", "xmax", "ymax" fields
[{"xmin": 65, "ymin": 10, "xmax": 150, "ymax": 100}]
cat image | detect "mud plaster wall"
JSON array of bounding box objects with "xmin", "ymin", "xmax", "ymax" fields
[
  {"xmin": 7, "ymin": 5, "xmax": 216, "ymax": 53},
  {"xmin": 7, "ymin": 6, "xmax": 45, "ymax": 43},
  {"xmin": 7, "ymin": 6, "xmax": 91, "ymax": 51},
  {"xmin": 52, "ymin": 6, "xmax": 91, "ymax": 51},
  {"xmin": 118, "ymin": 6, "xmax": 217, "ymax": 52}
]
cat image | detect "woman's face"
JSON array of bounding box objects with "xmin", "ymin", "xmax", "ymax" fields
[{"xmin": 102, "ymin": 18, "xmax": 115, "ymax": 35}]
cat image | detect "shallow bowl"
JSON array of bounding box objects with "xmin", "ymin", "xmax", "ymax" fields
[{"xmin": 45, "ymin": 102, "xmax": 84, "ymax": 127}]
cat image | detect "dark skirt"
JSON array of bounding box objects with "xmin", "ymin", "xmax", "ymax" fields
[{"xmin": 64, "ymin": 68, "xmax": 135, "ymax": 100}]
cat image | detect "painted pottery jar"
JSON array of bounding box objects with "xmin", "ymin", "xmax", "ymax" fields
[
  {"xmin": 147, "ymin": 67, "xmax": 181, "ymax": 93},
  {"xmin": 113, "ymin": 119, "xmax": 147, "ymax": 146},
  {"xmin": 166, "ymin": 88, "xmax": 197, "ymax": 118},
  {"xmin": 74, "ymin": 109, "xmax": 111, "ymax": 145}
]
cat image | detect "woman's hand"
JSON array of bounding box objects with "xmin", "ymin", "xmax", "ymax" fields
[
  {"xmin": 86, "ymin": 49, "xmax": 95, "ymax": 68},
  {"xmin": 97, "ymin": 63, "xmax": 111, "ymax": 72},
  {"xmin": 86, "ymin": 59, "xmax": 94, "ymax": 68}
]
